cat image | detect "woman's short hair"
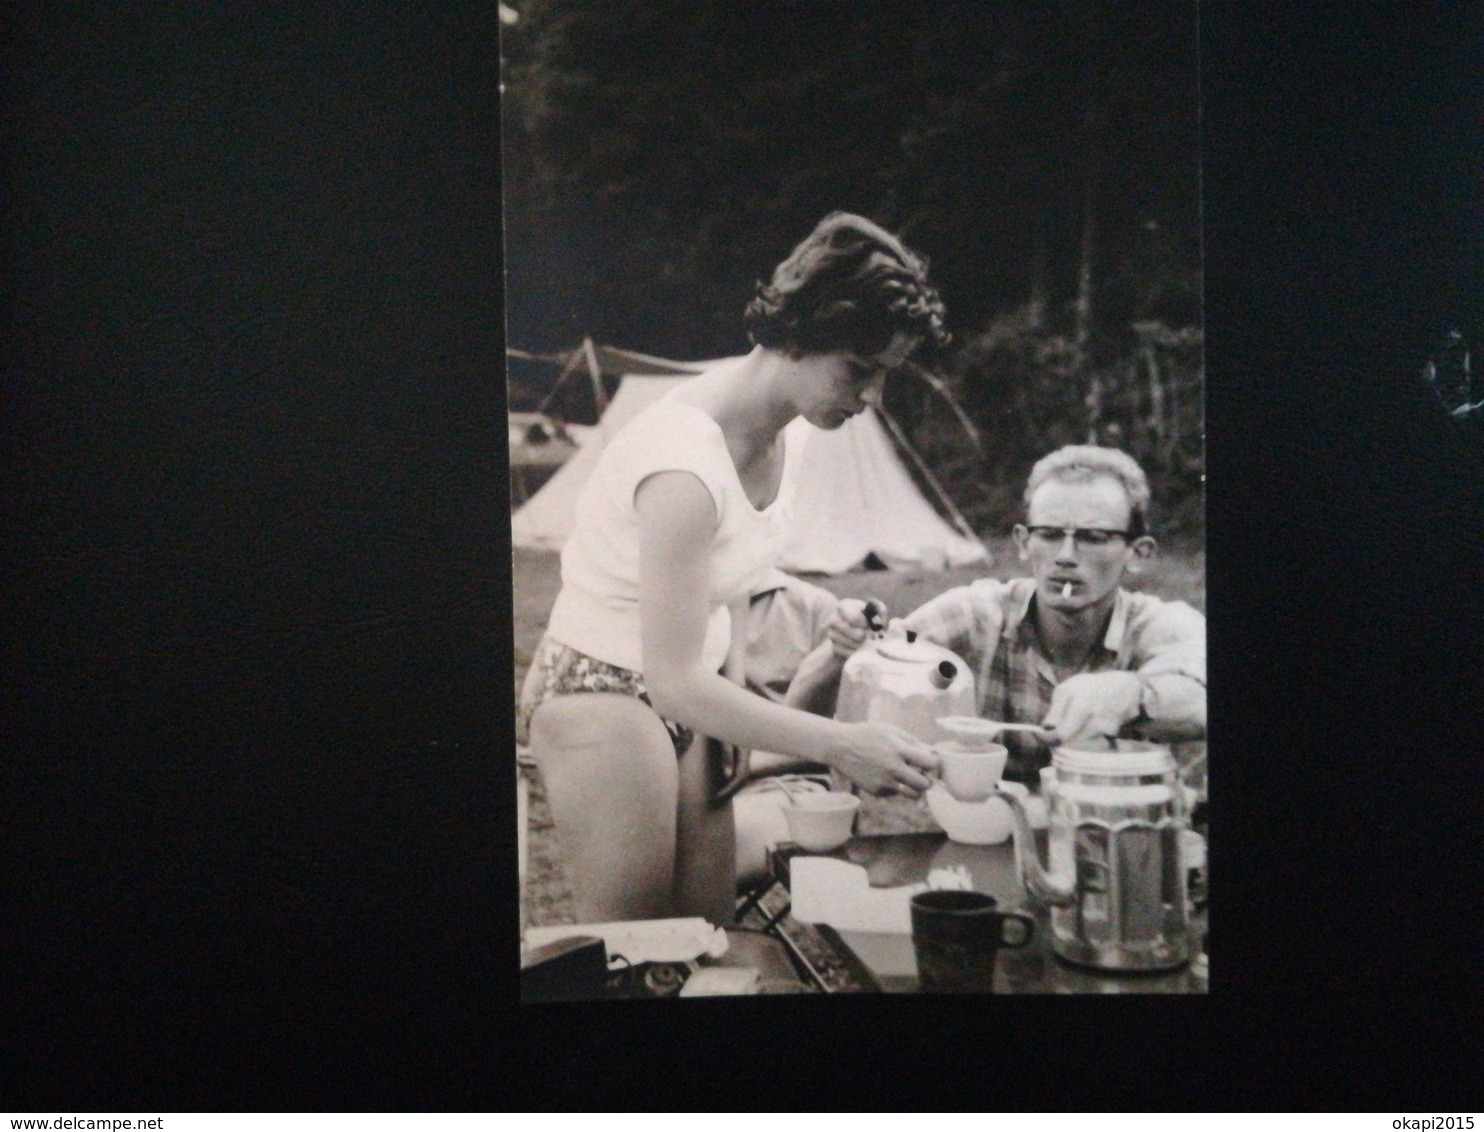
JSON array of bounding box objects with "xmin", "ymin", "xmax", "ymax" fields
[
  {"xmin": 744, "ymin": 212, "xmax": 948, "ymax": 358},
  {"xmin": 1023, "ymin": 445, "xmax": 1152, "ymax": 539}
]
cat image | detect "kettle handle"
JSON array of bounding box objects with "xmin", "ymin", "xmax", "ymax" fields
[{"xmin": 998, "ymin": 912, "xmax": 1036, "ymax": 949}]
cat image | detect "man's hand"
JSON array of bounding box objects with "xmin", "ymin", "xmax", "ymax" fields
[
  {"xmin": 825, "ymin": 598, "xmax": 886, "ymax": 659},
  {"xmin": 1042, "ymin": 671, "xmax": 1144, "ymax": 746}
]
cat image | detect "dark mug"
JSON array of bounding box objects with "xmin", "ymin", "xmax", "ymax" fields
[{"xmin": 910, "ymin": 890, "xmax": 1035, "ymax": 994}]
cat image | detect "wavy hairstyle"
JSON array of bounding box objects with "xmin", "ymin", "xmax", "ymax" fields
[
  {"xmin": 744, "ymin": 212, "xmax": 948, "ymax": 359},
  {"xmin": 1023, "ymin": 445, "xmax": 1153, "ymax": 540}
]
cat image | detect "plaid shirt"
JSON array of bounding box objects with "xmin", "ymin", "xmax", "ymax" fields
[{"xmin": 901, "ymin": 577, "xmax": 1206, "ymax": 784}]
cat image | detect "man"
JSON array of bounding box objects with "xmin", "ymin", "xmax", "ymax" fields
[
  {"xmin": 722, "ymin": 567, "xmax": 843, "ymax": 784},
  {"xmin": 737, "ymin": 568, "xmax": 843, "ymax": 705},
  {"xmin": 800, "ymin": 445, "xmax": 1206, "ymax": 786}
]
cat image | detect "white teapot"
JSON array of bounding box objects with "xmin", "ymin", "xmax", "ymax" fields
[
  {"xmin": 832, "ymin": 629, "xmax": 976, "ymax": 828},
  {"xmin": 835, "ymin": 628, "xmax": 976, "ymax": 741}
]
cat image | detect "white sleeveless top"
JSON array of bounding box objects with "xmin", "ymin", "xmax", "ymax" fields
[{"xmin": 546, "ymin": 394, "xmax": 810, "ymax": 674}]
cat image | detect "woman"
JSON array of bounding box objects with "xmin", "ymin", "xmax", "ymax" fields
[{"xmin": 520, "ymin": 213, "xmax": 948, "ymax": 923}]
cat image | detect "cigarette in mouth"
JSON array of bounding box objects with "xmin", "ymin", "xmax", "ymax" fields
[{"xmin": 1062, "ymin": 582, "xmax": 1073, "ymax": 599}]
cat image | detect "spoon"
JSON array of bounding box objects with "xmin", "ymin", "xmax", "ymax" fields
[
  {"xmin": 769, "ymin": 775, "xmax": 823, "ymax": 807},
  {"xmin": 937, "ymin": 716, "xmax": 1060, "ymax": 748},
  {"xmin": 976, "ymin": 720, "xmax": 1058, "ymax": 742}
]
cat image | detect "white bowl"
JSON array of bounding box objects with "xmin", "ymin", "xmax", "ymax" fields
[
  {"xmin": 781, "ymin": 791, "xmax": 861, "ymax": 852},
  {"xmin": 925, "ymin": 781, "xmax": 1028, "ymax": 845}
]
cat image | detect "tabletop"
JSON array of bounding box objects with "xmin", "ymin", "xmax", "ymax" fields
[{"xmin": 767, "ymin": 831, "xmax": 1208, "ymax": 994}]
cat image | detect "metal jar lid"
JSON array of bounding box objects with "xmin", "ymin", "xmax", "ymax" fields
[{"xmin": 1051, "ymin": 741, "xmax": 1174, "ymax": 778}]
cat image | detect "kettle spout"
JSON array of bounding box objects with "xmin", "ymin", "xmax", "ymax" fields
[
  {"xmin": 995, "ymin": 786, "xmax": 1076, "ymax": 907},
  {"xmin": 928, "ymin": 660, "xmax": 957, "ymax": 690}
]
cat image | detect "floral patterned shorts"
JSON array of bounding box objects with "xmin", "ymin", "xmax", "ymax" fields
[{"xmin": 518, "ymin": 635, "xmax": 695, "ymax": 758}]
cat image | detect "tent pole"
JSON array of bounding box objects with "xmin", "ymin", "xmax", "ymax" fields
[
  {"xmin": 534, "ymin": 345, "xmax": 586, "ymax": 416},
  {"xmin": 874, "ymin": 405, "xmax": 987, "ymax": 555},
  {"xmin": 582, "ymin": 337, "xmax": 609, "ymax": 414},
  {"xmin": 904, "ymin": 362, "xmax": 981, "ymax": 451}
]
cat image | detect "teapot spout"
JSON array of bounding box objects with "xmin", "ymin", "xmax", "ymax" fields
[{"xmin": 996, "ymin": 786, "xmax": 1076, "ymax": 908}]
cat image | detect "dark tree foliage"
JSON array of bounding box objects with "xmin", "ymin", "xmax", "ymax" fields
[{"xmin": 502, "ymin": 0, "xmax": 1203, "ymax": 534}]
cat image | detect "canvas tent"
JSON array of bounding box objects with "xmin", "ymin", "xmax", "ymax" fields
[
  {"xmin": 508, "ymin": 411, "xmax": 596, "ymax": 507},
  {"xmin": 508, "ymin": 412, "xmax": 589, "ymax": 469},
  {"xmin": 509, "ymin": 343, "xmax": 988, "ymax": 574}
]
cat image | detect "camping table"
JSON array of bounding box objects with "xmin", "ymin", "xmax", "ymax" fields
[
  {"xmin": 763, "ymin": 832, "xmax": 1208, "ymax": 994},
  {"xmin": 521, "ymin": 925, "xmax": 811, "ymax": 999}
]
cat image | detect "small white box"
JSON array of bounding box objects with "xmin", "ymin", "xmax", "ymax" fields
[{"xmin": 679, "ymin": 967, "xmax": 760, "ymax": 997}]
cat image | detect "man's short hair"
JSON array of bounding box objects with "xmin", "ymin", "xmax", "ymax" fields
[{"xmin": 1023, "ymin": 445, "xmax": 1151, "ymax": 539}]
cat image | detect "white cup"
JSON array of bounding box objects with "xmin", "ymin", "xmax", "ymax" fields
[
  {"xmin": 781, "ymin": 791, "xmax": 861, "ymax": 852},
  {"xmin": 938, "ymin": 742, "xmax": 1008, "ymax": 802}
]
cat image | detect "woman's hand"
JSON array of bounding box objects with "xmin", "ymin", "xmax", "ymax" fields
[
  {"xmin": 825, "ymin": 598, "xmax": 886, "ymax": 659},
  {"xmin": 831, "ymin": 721, "xmax": 939, "ymax": 798}
]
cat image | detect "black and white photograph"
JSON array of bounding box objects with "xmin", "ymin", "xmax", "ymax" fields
[
  {"xmin": 505, "ymin": 0, "xmax": 1208, "ymax": 999},
  {"xmin": 7, "ymin": 0, "xmax": 1482, "ymax": 1111}
]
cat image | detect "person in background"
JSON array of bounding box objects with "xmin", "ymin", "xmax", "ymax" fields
[
  {"xmin": 738, "ymin": 568, "xmax": 842, "ymax": 705},
  {"xmin": 806, "ymin": 445, "xmax": 1206, "ymax": 786},
  {"xmin": 519, "ymin": 213, "xmax": 948, "ymax": 923}
]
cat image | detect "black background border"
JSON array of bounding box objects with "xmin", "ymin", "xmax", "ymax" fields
[{"xmin": 3, "ymin": 1, "xmax": 1480, "ymax": 1111}]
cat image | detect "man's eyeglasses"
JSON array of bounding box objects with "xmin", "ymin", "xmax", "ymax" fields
[{"xmin": 1025, "ymin": 526, "xmax": 1131, "ymax": 548}]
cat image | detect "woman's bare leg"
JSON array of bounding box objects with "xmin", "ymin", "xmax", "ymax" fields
[
  {"xmin": 672, "ymin": 736, "xmax": 738, "ymax": 924},
  {"xmin": 529, "ymin": 693, "xmax": 679, "ymax": 922}
]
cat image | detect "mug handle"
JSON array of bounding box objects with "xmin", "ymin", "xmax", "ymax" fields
[{"xmin": 998, "ymin": 912, "xmax": 1035, "ymax": 949}]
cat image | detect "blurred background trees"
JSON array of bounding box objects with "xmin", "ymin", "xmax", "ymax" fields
[{"xmin": 501, "ymin": 0, "xmax": 1203, "ymax": 540}]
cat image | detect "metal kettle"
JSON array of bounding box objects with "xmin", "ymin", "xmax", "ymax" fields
[
  {"xmin": 833, "ymin": 630, "xmax": 976, "ymax": 824},
  {"xmin": 834, "ymin": 629, "xmax": 976, "ymax": 740},
  {"xmin": 996, "ymin": 741, "xmax": 1194, "ymax": 972}
]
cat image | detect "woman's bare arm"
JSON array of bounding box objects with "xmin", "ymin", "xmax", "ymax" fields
[{"xmin": 633, "ymin": 470, "xmax": 935, "ymax": 795}]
